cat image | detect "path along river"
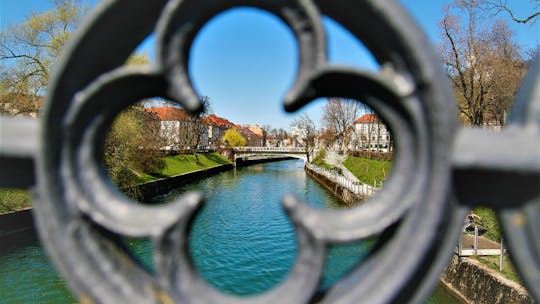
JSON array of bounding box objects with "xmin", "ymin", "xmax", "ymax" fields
[{"xmin": 0, "ymin": 159, "xmax": 459, "ymax": 303}]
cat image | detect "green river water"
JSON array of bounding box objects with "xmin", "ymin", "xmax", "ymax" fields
[{"xmin": 0, "ymin": 159, "xmax": 460, "ymax": 303}]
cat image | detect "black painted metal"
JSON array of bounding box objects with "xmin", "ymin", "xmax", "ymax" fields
[{"xmin": 0, "ymin": 0, "xmax": 537, "ymax": 303}]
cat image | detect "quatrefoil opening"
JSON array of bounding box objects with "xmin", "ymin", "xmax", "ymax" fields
[{"xmin": 34, "ymin": 0, "xmax": 465, "ymax": 303}]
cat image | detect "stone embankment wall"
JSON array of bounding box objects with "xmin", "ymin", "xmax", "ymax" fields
[
  {"xmin": 136, "ymin": 164, "xmax": 233, "ymax": 201},
  {"xmin": 304, "ymin": 164, "xmax": 366, "ymax": 206},
  {"xmin": 441, "ymin": 255, "xmax": 533, "ymax": 304},
  {"xmin": 0, "ymin": 208, "xmax": 33, "ymax": 238},
  {"xmin": 235, "ymin": 156, "xmax": 293, "ymax": 167}
]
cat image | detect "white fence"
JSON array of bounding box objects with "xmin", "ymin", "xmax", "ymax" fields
[{"xmin": 305, "ymin": 162, "xmax": 380, "ymax": 197}]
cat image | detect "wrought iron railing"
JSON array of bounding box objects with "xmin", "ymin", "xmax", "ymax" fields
[{"xmin": 0, "ymin": 0, "xmax": 538, "ymax": 303}]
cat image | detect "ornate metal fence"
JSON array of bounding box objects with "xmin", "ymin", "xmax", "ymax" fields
[{"xmin": 0, "ymin": 0, "xmax": 538, "ymax": 303}]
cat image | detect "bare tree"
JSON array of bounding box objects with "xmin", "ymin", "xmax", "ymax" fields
[
  {"xmin": 291, "ymin": 113, "xmax": 317, "ymax": 162},
  {"xmin": 439, "ymin": 3, "xmax": 527, "ymax": 126},
  {"xmin": 322, "ymin": 98, "xmax": 361, "ymax": 151},
  {"xmin": 0, "ymin": 0, "xmax": 86, "ymax": 115},
  {"xmin": 178, "ymin": 96, "xmax": 210, "ymax": 163},
  {"xmin": 261, "ymin": 124, "xmax": 272, "ymax": 146},
  {"xmin": 460, "ymin": 0, "xmax": 539, "ymax": 24}
]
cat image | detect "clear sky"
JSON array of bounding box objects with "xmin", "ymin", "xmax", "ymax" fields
[{"xmin": 1, "ymin": 0, "xmax": 538, "ymax": 129}]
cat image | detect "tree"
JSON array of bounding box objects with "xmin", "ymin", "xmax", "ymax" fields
[
  {"xmin": 261, "ymin": 124, "xmax": 272, "ymax": 146},
  {"xmin": 176, "ymin": 96, "xmax": 210, "ymax": 163},
  {"xmin": 104, "ymin": 105, "xmax": 166, "ymax": 197},
  {"xmin": 439, "ymin": 2, "xmax": 528, "ymax": 126},
  {"xmin": 0, "ymin": 0, "xmax": 86, "ymax": 115},
  {"xmin": 291, "ymin": 113, "xmax": 317, "ymax": 162},
  {"xmin": 460, "ymin": 0, "xmax": 539, "ymax": 24},
  {"xmin": 104, "ymin": 54, "xmax": 167, "ymax": 197},
  {"xmin": 221, "ymin": 129, "xmax": 247, "ymax": 147},
  {"xmin": 322, "ymin": 97, "xmax": 361, "ymax": 151}
]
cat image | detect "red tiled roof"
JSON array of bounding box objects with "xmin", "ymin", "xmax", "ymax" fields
[
  {"xmin": 245, "ymin": 125, "xmax": 264, "ymax": 137},
  {"xmin": 145, "ymin": 108, "xmax": 264, "ymax": 138},
  {"xmin": 203, "ymin": 114, "xmax": 237, "ymax": 128},
  {"xmin": 146, "ymin": 107, "xmax": 186, "ymax": 121},
  {"xmin": 241, "ymin": 126, "xmax": 261, "ymax": 138},
  {"xmin": 355, "ymin": 114, "xmax": 380, "ymax": 124}
]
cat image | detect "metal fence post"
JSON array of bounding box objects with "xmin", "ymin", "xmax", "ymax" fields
[
  {"xmin": 474, "ymin": 226, "xmax": 479, "ymax": 256},
  {"xmin": 500, "ymin": 237, "xmax": 504, "ymax": 272}
]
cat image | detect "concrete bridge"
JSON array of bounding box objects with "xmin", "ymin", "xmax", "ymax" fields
[{"xmin": 232, "ymin": 146, "xmax": 308, "ymax": 163}]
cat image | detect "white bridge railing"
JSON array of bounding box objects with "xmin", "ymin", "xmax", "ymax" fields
[
  {"xmin": 233, "ymin": 146, "xmax": 307, "ymax": 153},
  {"xmin": 305, "ymin": 162, "xmax": 380, "ymax": 197}
]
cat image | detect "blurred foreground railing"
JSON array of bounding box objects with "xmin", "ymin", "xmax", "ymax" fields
[{"xmin": 0, "ymin": 0, "xmax": 538, "ymax": 303}]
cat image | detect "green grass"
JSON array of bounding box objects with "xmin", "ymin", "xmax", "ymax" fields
[
  {"xmin": 0, "ymin": 189, "xmax": 31, "ymax": 214},
  {"xmin": 474, "ymin": 255, "xmax": 521, "ymax": 283},
  {"xmin": 311, "ymin": 150, "xmax": 335, "ymax": 170},
  {"xmin": 343, "ymin": 156, "xmax": 392, "ymax": 185},
  {"xmin": 472, "ymin": 207, "xmax": 501, "ymax": 242},
  {"xmin": 468, "ymin": 208, "xmax": 521, "ymax": 283},
  {"xmin": 139, "ymin": 152, "xmax": 231, "ymax": 181}
]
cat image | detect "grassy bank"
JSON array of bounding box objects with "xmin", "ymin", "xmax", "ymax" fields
[
  {"xmin": 343, "ymin": 156, "xmax": 392, "ymax": 185},
  {"xmin": 467, "ymin": 208, "xmax": 521, "ymax": 283},
  {"xmin": 0, "ymin": 153, "xmax": 231, "ymax": 214},
  {"xmin": 311, "ymin": 150, "xmax": 335, "ymax": 170},
  {"xmin": 0, "ymin": 189, "xmax": 31, "ymax": 214},
  {"xmin": 474, "ymin": 255, "xmax": 521, "ymax": 283},
  {"xmin": 136, "ymin": 152, "xmax": 231, "ymax": 182},
  {"xmin": 471, "ymin": 207, "xmax": 501, "ymax": 242}
]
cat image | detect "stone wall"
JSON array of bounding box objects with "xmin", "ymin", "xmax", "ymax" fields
[
  {"xmin": 0, "ymin": 208, "xmax": 33, "ymax": 238},
  {"xmin": 304, "ymin": 164, "xmax": 366, "ymax": 206},
  {"xmin": 136, "ymin": 164, "xmax": 234, "ymax": 201},
  {"xmin": 441, "ymin": 255, "xmax": 533, "ymax": 304},
  {"xmin": 235, "ymin": 156, "xmax": 293, "ymax": 167}
]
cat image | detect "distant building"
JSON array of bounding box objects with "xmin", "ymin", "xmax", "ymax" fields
[
  {"xmin": 146, "ymin": 106, "xmax": 188, "ymax": 150},
  {"xmin": 245, "ymin": 125, "xmax": 264, "ymax": 138},
  {"xmin": 203, "ymin": 114, "xmax": 237, "ymax": 148},
  {"xmin": 239, "ymin": 126, "xmax": 264, "ymax": 147},
  {"xmin": 146, "ymin": 106, "xmax": 209, "ymax": 151},
  {"xmin": 353, "ymin": 114, "xmax": 392, "ymax": 152},
  {"xmin": 147, "ymin": 106, "xmax": 264, "ymax": 149}
]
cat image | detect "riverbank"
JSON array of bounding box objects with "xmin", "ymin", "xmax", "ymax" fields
[
  {"xmin": 140, "ymin": 152, "xmax": 231, "ymax": 182},
  {"xmin": 0, "ymin": 208, "xmax": 32, "ymax": 239},
  {"xmin": 441, "ymin": 255, "xmax": 533, "ymax": 303},
  {"xmin": 0, "ymin": 189, "xmax": 31, "ymax": 214},
  {"xmin": 136, "ymin": 163, "xmax": 234, "ymax": 201},
  {"xmin": 235, "ymin": 156, "xmax": 294, "ymax": 167},
  {"xmin": 304, "ymin": 162, "xmax": 367, "ymax": 206}
]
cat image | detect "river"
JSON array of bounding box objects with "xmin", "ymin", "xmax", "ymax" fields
[{"xmin": 0, "ymin": 159, "xmax": 459, "ymax": 303}]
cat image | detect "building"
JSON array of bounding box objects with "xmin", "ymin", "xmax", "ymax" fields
[
  {"xmin": 146, "ymin": 106, "xmax": 208, "ymax": 151},
  {"xmin": 239, "ymin": 126, "xmax": 264, "ymax": 147},
  {"xmin": 203, "ymin": 114, "xmax": 237, "ymax": 148},
  {"xmin": 353, "ymin": 114, "xmax": 392, "ymax": 152},
  {"xmin": 147, "ymin": 106, "xmax": 265, "ymax": 149}
]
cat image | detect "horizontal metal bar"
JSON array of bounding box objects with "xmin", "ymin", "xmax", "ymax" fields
[
  {"xmin": 452, "ymin": 127, "xmax": 540, "ymax": 208},
  {"xmin": 0, "ymin": 116, "xmax": 38, "ymax": 188}
]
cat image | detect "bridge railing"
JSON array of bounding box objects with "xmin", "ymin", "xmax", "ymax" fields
[
  {"xmin": 0, "ymin": 1, "xmax": 538, "ymax": 303},
  {"xmin": 233, "ymin": 146, "xmax": 307, "ymax": 153},
  {"xmin": 305, "ymin": 162, "xmax": 379, "ymax": 197}
]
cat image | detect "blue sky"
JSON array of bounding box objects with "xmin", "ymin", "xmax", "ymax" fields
[{"xmin": 1, "ymin": 0, "xmax": 538, "ymax": 129}]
